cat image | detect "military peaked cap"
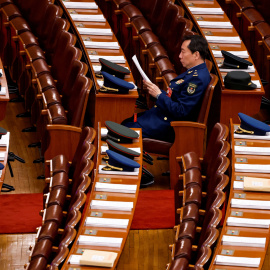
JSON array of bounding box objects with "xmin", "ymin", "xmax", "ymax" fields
[
  {"xmin": 0, "ymin": 127, "xmax": 7, "ymax": 139},
  {"xmin": 99, "ymin": 58, "xmax": 130, "ymax": 79},
  {"xmin": 221, "ymin": 50, "xmax": 253, "ymax": 69},
  {"xmin": 102, "ymin": 150, "xmax": 140, "ymax": 172},
  {"xmin": 105, "ymin": 121, "xmax": 139, "ymax": 143},
  {"xmin": 235, "ymin": 112, "xmax": 270, "ymax": 135},
  {"xmin": 224, "ymin": 71, "xmax": 257, "ymax": 90},
  {"xmin": 100, "ymin": 71, "xmax": 134, "ymax": 94},
  {"xmin": 106, "ymin": 139, "xmax": 140, "ymax": 159}
]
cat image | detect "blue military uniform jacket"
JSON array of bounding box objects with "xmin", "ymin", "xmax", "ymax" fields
[{"xmin": 137, "ymin": 62, "xmax": 211, "ymax": 142}]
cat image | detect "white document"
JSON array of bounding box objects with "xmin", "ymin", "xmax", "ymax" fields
[
  {"xmin": 189, "ymin": 7, "xmax": 224, "ymax": 14},
  {"xmin": 197, "ymin": 21, "xmax": 232, "ymax": 28},
  {"xmin": 95, "ymin": 182, "xmax": 137, "ymax": 193},
  {"xmin": 85, "ymin": 217, "xmax": 129, "ymax": 228},
  {"xmin": 70, "ymin": 14, "xmax": 105, "ymax": 22},
  {"xmin": 213, "ymin": 50, "xmax": 249, "ymax": 58},
  {"xmin": 233, "ymin": 181, "xmax": 244, "ymax": 190},
  {"xmin": 89, "ymin": 55, "xmax": 125, "ymax": 63},
  {"xmin": 99, "ymin": 165, "xmax": 139, "ymax": 176},
  {"xmin": 69, "ymin": 255, "xmax": 81, "ymax": 265},
  {"xmin": 100, "ymin": 128, "xmax": 140, "ymax": 137},
  {"xmin": 222, "ymin": 235, "xmax": 266, "ymax": 247},
  {"xmin": 78, "ymin": 27, "xmax": 112, "ymax": 35},
  {"xmin": 219, "ymin": 64, "xmax": 255, "ymax": 73},
  {"xmin": 235, "ymin": 163, "xmax": 270, "ymax": 173},
  {"xmin": 206, "ymin": 36, "xmax": 241, "ymax": 44},
  {"xmin": 0, "ymin": 152, "xmax": 5, "ymax": 161},
  {"xmin": 0, "ymin": 86, "xmax": 7, "ymax": 96},
  {"xmin": 231, "ymin": 198, "xmax": 270, "ymax": 210},
  {"xmin": 234, "ymin": 131, "xmax": 270, "ymax": 140},
  {"xmin": 83, "ymin": 41, "xmax": 119, "ymax": 49},
  {"xmin": 90, "ymin": 200, "xmax": 134, "ymax": 211},
  {"xmin": 78, "ymin": 235, "xmax": 123, "ymax": 247},
  {"xmin": 132, "ymin": 55, "xmax": 151, "ymax": 82},
  {"xmin": 100, "ymin": 145, "xmax": 141, "ymax": 154},
  {"xmin": 215, "ymin": 255, "xmax": 260, "ymax": 267},
  {"xmin": 0, "ymin": 69, "xmax": 2, "ymax": 74},
  {"xmin": 0, "ymin": 132, "xmax": 10, "ymax": 149},
  {"xmin": 227, "ymin": 217, "xmax": 270, "ymax": 228},
  {"xmin": 252, "ymin": 80, "xmax": 261, "ymax": 88},
  {"xmin": 64, "ymin": 2, "xmax": 98, "ymax": 9},
  {"xmin": 235, "ymin": 146, "xmax": 270, "ymax": 155}
]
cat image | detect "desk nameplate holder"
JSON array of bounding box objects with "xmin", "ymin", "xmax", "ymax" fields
[
  {"xmin": 84, "ymin": 229, "xmax": 97, "ymax": 236},
  {"xmin": 236, "ymin": 157, "xmax": 247, "ymax": 163},
  {"xmin": 90, "ymin": 212, "xmax": 103, "ymax": 217},
  {"xmin": 236, "ymin": 176, "xmax": 244, "ymax": 181},
  {"xmin": 235, "ymin": 141, "xmax": 246, "ymax": 146},
  {"xmin": 226, "ymin": 230, "xmax": 239, "ymax": 236},
  {"xmin": 234, "ymin": 193, "xmax": 246, "ymax": 199},
  {"xmin": 221, "ymin": 249, "xmax": 234, "ymax": 256},
  {"xmin": 231, "ymin": 211, "xmax": 243, "ymax": 217},
  {"xmin": 95, "ymin": 194, "xmax": 107, "ymax": 200}
]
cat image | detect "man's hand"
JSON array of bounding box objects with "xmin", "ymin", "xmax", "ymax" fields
[{"xmin": 143, "ymin": 80, "xmax": 162, "ymax": 98}]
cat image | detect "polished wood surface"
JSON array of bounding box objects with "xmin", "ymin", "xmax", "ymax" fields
[{"xmin": 0, "ymin": 60, "xmax": 9, "ymax": 121}]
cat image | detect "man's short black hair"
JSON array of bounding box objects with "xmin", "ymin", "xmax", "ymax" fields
[{"xmin": 182, "ymin": 35, "xmax": 209, "ymax": 60}]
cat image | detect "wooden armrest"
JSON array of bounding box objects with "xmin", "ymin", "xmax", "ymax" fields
[
  {"xmin": 171, "ymin": 121, "xmax": 206, "ymax": 129},
  {"xmin": 199, "ymin": 209, "xmax": 205, "ymax": 215},
  {"xmin": 192, "ymin": 245, "xmax": 198, "ymax": 251}
]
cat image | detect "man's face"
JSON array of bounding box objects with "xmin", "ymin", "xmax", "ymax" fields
[{"xmin": 179, "ymin": 40, "xmax": 197, "ymax": 69}]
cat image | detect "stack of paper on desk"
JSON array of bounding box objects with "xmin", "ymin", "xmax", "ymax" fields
[
  {"xmin": 206, "ymin": 36, "xmax": 241, "ymax": 44},
  {"xmin": 63, "ymin": 2, "xmax": 98, "ymax": 9},
  {"xmin": 83, "ymin": 41, "xmax": 119, "ymax": 49},
  {"xmin": 213, "ymin": 50, "xmax": 249, "ymax": 58},
  {"xmin": 78, "ymin": 235, "xmax": 123, "ymax": 247},
  {"xmin": 219, "ymin": 65, "xmax": 255, "ymax": 73},
  {"xmin": 100, "ymin": 128, "xmax": 140, "ymax": 137},
  {"xmin": 0, "ymin": 152, "xmax": 5, "ymax": 161},
  {"xmin": 231, "ymin": 199, "xmax": 270, "ymax": 210},
  {"xmin": 222, "ymin": 235, "xmax": 266, "ymax": 247},
  {"xmin": 89, "ymin": 55, "xmax": 125, "ymax": 63},
  {"xmin": 197, "ymin": 21, "xmax": 232, "ymax": 28},
  {"xmin": 98, "ymin": 165, "xmax": 139, "ymax": 176},
  {"xmin": 95, "ymin": 182, "xmax": 137, "ymax": 193},
  {"xmin": 235, "ymin": 163, "xmax": 270, "ymax": 173},
  {"xmin": 227, "ymin": 217, "xmax": 270, "ymax": 228},
  {"xmin": 234, "ymin": 132, "xmax": 270, "ymax": 140},
  {"xmin": 92, "ymin": 65, "xmax": 129, "ymax": 73},
  {"xmin": 233, "ymin": 181, "xmax": 244, "ymax": 190},
  {"xmin": 235, "ymin": 146, "xmax": 270, "ymax": 155},
  {"xmin": 0, "ymin": 132, "xmax": 10, "ymax": 148},
  {"xmin": 252, "ymin": 80, "xmax": 261, "ymax": 88},
  {"xmin": 90, "ymin": 200, "xmax": 134, "ymax": 211},
  {"xmin": 215, "ymin": 255, "xmax": 261, "ymax": 268},
  {"xmin": 100, "ymin": 146, "xmax": 141, "ymax": 154},
  {"xmin": 244, "ymin": 176, "xmax": 270, "ymax": 192},
  {"xmin": 0, "ymin": 69, "xmax": 2, "ymax": 74},
  {"xmin": 77, "ymin": 27, "xmax": 112, "ymax": 35},
  {"xmin": 189, "ymin": 7, "xmax": 224, "ymax": 14},
  {"xmin": 70, "ymin": 14, "xmax": 105, "ymax": 22},
  {"xmin": 85, "ymin": 217, "xmax": 129, "ymax": 228},
  {"xmin": 0, "ymin": 86, "xmax": 7, "ymax": 96}
]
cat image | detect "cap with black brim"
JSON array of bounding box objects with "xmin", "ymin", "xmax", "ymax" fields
[
  {"xmin": 221, "ymin": 50, "xmax": 253, "ymax": 69},
  {"xmin": 224, "ymin": 71, "xmax": 257, "ymax": 90}
]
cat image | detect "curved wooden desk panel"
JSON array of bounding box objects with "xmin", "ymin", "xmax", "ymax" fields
[
  {"xmin": 61, "ymin": 124, "xmax": 142, "ymax": 269},
  {"xmin": 177, "ymin": 0, "xmax": 264, "ymax": 126},
  {"xmin": 0, "ymin": 59, "xmax": 9, "ymax": 121}
]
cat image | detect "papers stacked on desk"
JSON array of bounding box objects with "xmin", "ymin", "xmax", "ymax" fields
[
  {"xmin": 100, "ymin": 128, "xmax": 140, "ymax": 137},
  {"xmin": 99, "ymin": 165, "xmax": 139, "ymax": 175},
  {"xmin": 78, "ymin": 235, "xmax": 123, "ymax": 247},
  {"xmin": 244, "ymin": 176, "xmax": 270, "ymax": 192},
  {"xmin": 95, "ymin": 182, "xmax": 137, "ymax": 193},
  {"xmin": 71, "ymin": 14, "xmax": 105, "ymax": 22},
  {"xmin": 0, "ymin": 86, "xmax": 7, "ymax": 96},
  {"xmin": 92, "ymin": 65, "xmax": 129, "ymax": 73},
  {"xmin": 90, "ymin": 200, "xmax": 134, "ymax": 211},
  {"xmin": 89, "ymin": 55, "xmax": 125, "ymax": 63},
  {"xmin": 235, "ymin": 146, "xmax": 270, "ymax": 155},
  {"xmin": 0, "ymin": 132, "xmax": 10, "ymax": 149},
  {"xmin": 222, "ymin": 235, "xmax": 266, "ymax": 247},
  {"xmin": 197, "ymin": 21, "xmax": 232, "ymax": 28},
  {"xmin": 100, "ymin": 145, "xmax": 140, "ymax": 154},
  {"xmin": 63, "ymin": 2, "xmax": 98, "ymax": 9},
  {"xmin": 85, "ymin": 217, "xmax": 129, "ymax": 228},
  {"xmin": 234, "ymin": 131, "xmax": 270, "ymax": 140},
  {"xmin": 231, "ymin": 198, "xmax": 270, "ymax": 210},
  {"xmin": 83, "ymin": 41, "xmax": 119, "ymax": 49},
  {"xmin": 189, "ymin": 7, "xmax": 224, "ymax": 14},
  {"xmin": 213, "ymin": 50, "xmax": 249, "ymax": 58},
  {"xmin": 235, "ymin": 163, "xmax": 270, "ymax": 173},
  {"xmin": 206, "ymin": 36, "xmax": 241, "ymax": 44},
  {"xmin": 252, "ymin": 80, "xmax": 261, "ymax": 88},
  {"xmin": 227, "ymin": 217, "xmax": 270, "ymax": 228},
  {"xmin": 0, "ymin": 152, "xmax": 5, "ymax": 161},
  {"xmin": 215, "ymin": 255, "xmax": 261, "ymax": 268},
  {"xmin": 233, "ymin": 181, "xmax": 244, "ymax": 190},
  {"xmin": 218, "ymin": 64, "xmax": 255, "ymax": 73},
  {"xmin": 77, "ymin": 27, "xmax": 112, "ymax": 35}
]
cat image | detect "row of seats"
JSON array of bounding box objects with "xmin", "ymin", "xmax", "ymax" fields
[
  {"xmin": 217, "ymin": 0, "xmax": 270, "ymax": 99},
  {"xmin": 0, "ymin": 0, "xmax": 92, "ymax": 159},
  {"xmin": 25, "ymin": 127, "xmax": 96, "ymax": 270},
  {"xmin": 165, "ymin": 123, "xmax": 230, "ymax": 269}
]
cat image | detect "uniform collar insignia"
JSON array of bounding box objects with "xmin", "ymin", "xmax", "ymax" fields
[{"xmin": 175, "ymin": 79, "xmax": 184, "ymax": 85}]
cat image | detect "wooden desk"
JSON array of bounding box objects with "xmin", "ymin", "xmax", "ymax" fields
[
  {"xmin": 0, "ymin": 132, "xmax": 10, "ymax": 192},
  {"xmin": 0, "ymin": 60, "xmax": 10, "ymax": 121},
  {"xmin": 61, "ymin": 124, "xmax": 142, "ymax": 269},
  {"xmin": 181, "ymin": 0, "xmax": 264, "ymax": 127}
]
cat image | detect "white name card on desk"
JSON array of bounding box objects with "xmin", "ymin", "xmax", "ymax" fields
[
  {"xmin": 0, "ymin": 69, "xmax": 2, "ymax": 74},
  {"xmin": 90, "ymin": 200, "xmax": 134, "ymax": 211},
  {"xmin": 215, "ymin": 255, "xmax": 261, "ymax": 268},
  {"xmin": 95, "ymin": 182, "xmax": 137, "ymax": 193},
  {"xmin": 235, "ymin": 146, "xmax": 270, "ymax": 155},
  {"xmin": 0, "ymin": 86, "xmax": 7, "ymax": 95},
  {"xmin": 0, "ymin": 132, "xmax": 10, "ymax": 149},
  {"xmin": 83, "ymin": 41, "xmax": 119, "ymax": 49},
  {"xmin": 206, "ymin": 36, "xmax": 241, "ymax": 44},
  {"xmin": 252, "ymin": 80, "xmax": 261, "ymax": 88},
  {"xmin": 189, "ymin": 7, "xmax": 224, "ymax": 14},
  {"xmin": 85, "ymin": 217, "xmax": 129, "ymax": 228},
  {"xmin": 231, "ymin": 198, "xmax": 270, "ymax": 210},
  {"xmin": 0, "ymin": 152, "xmax": 5, "ymax": 161},
  {"xmin": 77, "ymin": 27, "xmax": 112, "ymax": 35},
  {"xmin": 222, "ymin": 235, "xmax": 266, "ymax": 247},
  {"xmin": 234, "ymin": 131, "xmax": 270, "ymax": 140},
  {"xmin": 89, "ymin": 55, "xmax": 125, "ymax": 63},
  {"xmin": 63, "ymin": 2, "xmax": 98, "ymax": 9},
  {"xmin": 197, "ymin": 21, "xmax": 232, "ymax": 28},
  {"xmin": 233, "ymin": 181, "xmax": 244, "ymax": 190},
  {"xmin": 213, "ymin": 50, "xmax": 249, "ymax": 58},
  {"xmin": 100, "ymin": 128, "xmax": 140, "ymax": 137},
  {"xmin": 235, "ymin": 163, "xmax": 270, "ymax": 173},
  {"xmin": 78, "ymin": 235, "xmax": 123, "ymax": 247},
  {"xmin": 70, "ymin": 14, "xmax": 105, "ymax": 22},
  {"xmin": 218, "ymin": 65, "xmax": 255, "ymax": 73},
  {"xmin": 227, "ymin": 217, "xmax": 270, "ymax": 228},
  {"xmin": 100, "ymin": 146, "xmax": 141, "ymax": 155}
]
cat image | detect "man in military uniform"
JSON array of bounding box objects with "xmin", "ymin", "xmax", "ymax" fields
[{"xmin": 123, "ymin": 35, "xmax": 211, "ymax": 142}]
